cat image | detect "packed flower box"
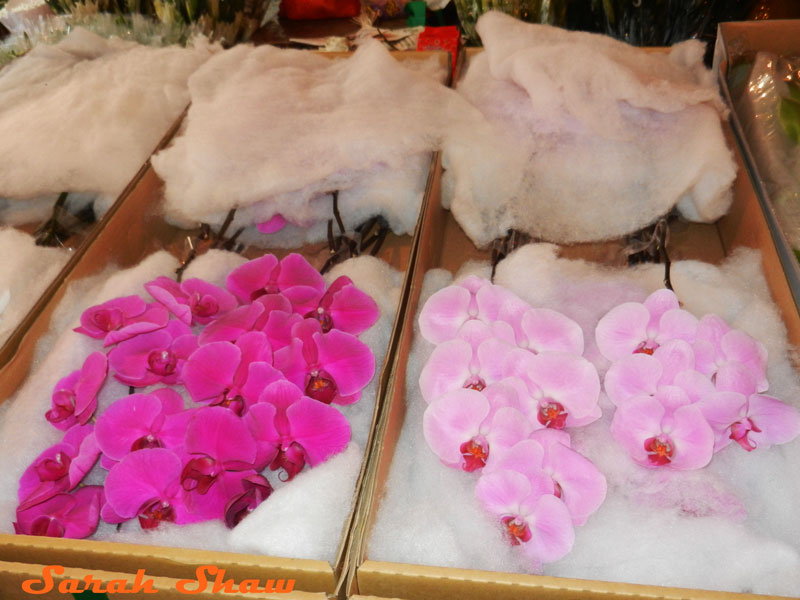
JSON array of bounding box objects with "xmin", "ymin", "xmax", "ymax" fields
[
  {"xmin": 351, "ymin": 17, "xmax": 800, "ymax": 600},
  {"xmin": 0, "ymin": 47, "xmax": 451, "ymax": 596}
]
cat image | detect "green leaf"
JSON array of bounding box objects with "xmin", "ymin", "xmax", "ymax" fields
[{"xmin": 778, "ymin": 96, "xmax": 800, "ymax": 145}]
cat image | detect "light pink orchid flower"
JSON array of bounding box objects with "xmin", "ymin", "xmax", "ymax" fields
[
  {"xmin": 419, "ymin": 320, "xmax": 516, "ymax": 404},
  {"xmin": 610, "ymin": 390, "xmax": 715, "ymax": 470},
  {"xmin": 693, "ymin": 314, "xmax": 768, "ymax": 393},
  {"xmin": 596, "ymin": 289, "xmax": 698, "ymax": 360},
  {"xmin": 697, "ymin": 362, "xmax": 800, "ymax": 452},
  {"xmin": 475, "ymin": 469, "xmax": 575, "ymax": 568},
  {"xmin": 503, "ymin": 349, "xmax": 601, "ymax": 429},
  {"xmin": 418, "ymin": 276, "xmax": 530, "ymax": 345},
  {"xmin": 423, "ymin": 386, "xmax": 533, "ymax": 472}
]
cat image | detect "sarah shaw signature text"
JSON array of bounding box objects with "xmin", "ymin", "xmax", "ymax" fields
[{"xmin": 21, "ymin": 565, "xmax": 296, "ymax": 594}]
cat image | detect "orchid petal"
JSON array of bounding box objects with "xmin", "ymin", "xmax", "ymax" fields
[
  {"xmin": 521, "ymin": 494, "xmax": 575, "ymax": 563},
  {"xmin": 610, "ymin": 395, "xmax": 667, "ymax": 463},
  {"xmin": 475, "ymin": 470, "xmax": 531, "ymax": 516},
  {"xmin": 595, "ymin": 302, "xmax": 649, "ymax": 360},
  {"xmin": 325, "ymin": 280, "xmax": 380, "ymax": 335},
  {"xmin": 547, "ymin": 442, "xmax": 607, "ymax": 525},
  {"xmin": 485, "ymin": 407, "xmax": 534, "ymax": 457},
  {"xmin": 419, "ymin": 285, "xmax": 472, "ymax": 344},
  {"xmin": 104, "ymin": 449, "xmax": 182, "ymax": 519},
  {"xmin": 715, "ymin": 362, "xmax": 758, "ymax": 397},
  {"xmin": 103, "ymin": 303, "xmax": 170, "ymax": 347},
  {"xmin": 199, "ymin": 303, "xmax": 265, "ymax": 345},
  {"xmin": 747, "ymin": 394, "xmax": 800, "ymax": 448},
  {"xmin": 314, "ymin": 329, "xmax": 375, "ymax": 397},
  {"xmin": 285, "ymin": 397, "xmax": 351, "ymax": 465},
  {"xmin": 525, "ymin": 352, "xmax": 601, "ymax": 422},
  {"xmin": 419, "ymin": 339, "xmax": 473, "ymax": 403},
  {"xmin": 653, "ymin": 340, "xmax": 695, "ymax": 386},
  {"xmin": 666, "ymin": 405, "xmax": 715, "ymax": 470},
  {"xmin": 423, "ymin": 389, "xmax": 489, "ymax": 467},
  {"xmin": 721, "ymin": 330, "xmax": 768, "ymax": 392},
  {"xmin": 604, "ymin": 353, "xmax": 661, "ymax": 406},
  {"xmin": 185, "ymin": 406, "xmax": 256, "ymax": 468},
  {"xmin": 257, "ymin": 214, "xmax": 287, "ymax": 234},
  {"xmin": 655, "ymin": 308, "xmax": 698, "ymax": 346},
  {"xmin": 519, "ymin": 308, "xmax": 583, "ymax": 356},
  {"xmin": 182, "ymin": 342, "xmax": 240, "ymax": 403},
  {"xmin": 226, "ymin": 254, "xmax": 279, "ymax": 303},
  {"xmin": 95, "ymin": 393, "xmax": 164, "ymax": 460}
]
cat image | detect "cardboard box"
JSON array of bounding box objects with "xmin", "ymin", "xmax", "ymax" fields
[
  {"xmin": 714, "ymin": 19, "xmax": 800, "ymax": 315},
  {"xmin": 0, "ymin": 560, "xmax": 326, "ymax": 600},
  {"xmin": 0, "ymin": 50, "xmax": 450, "ymax": 597},
  {"xmin": 349, "ymin": 56, "xmax": 800, "ymax": 599}
]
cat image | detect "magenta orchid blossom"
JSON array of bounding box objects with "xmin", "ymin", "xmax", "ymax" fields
[
  {"xmin": 15, "ymin": 486, "xmax": 103, "ymax": 539},
  {"xmin": 75, "ymin": 295, "xmax": 169, "ymax": 347},
  {"xmin": 595, "ymin": 289, "xmax": 698, "ymax": 360},
  {"xmin": 475, "ymin": 469, "xmax": 575, "ymax": 568},
  {"xmin": 94, "ymin": 389, "xmax": 193, "ymax": 461},
  {"xmin": 145, "ymin": 276, "xmax": 238, "ymax": 326},
  {"xmin": 304, "ymin": 275, "xmax": 379, "ymax": 336},
  {"xmin": 244, "ymin": 380, "xmax": 351, "ymax": 480},
  {"xmin": 274, "ymin": 319, "xmax": 374, "ymax": 405},
  {"xmin": 107, "ymin": 320, "xmax": 197, "ymax": 387},
  {"xmin": 256, "ymin": 213, "xmax": 288, "ymax": 234},
  {"xmin": 226, "ymin": 253, "xmax": 326, "ymax": 314},
  {"xmin": 423, "ymin": 387, "xmax": 533, "ymax": 472},
  {"xmin": 182, "ymin": 331, "xmax": 279, "ymax": 415},
  {"xmin": 45, "ymin": 352, "xmax": 107, "ymax": 430},
  {"xmin": 17, "ymin": 424, "xmax": 100, "ymax": 511}
]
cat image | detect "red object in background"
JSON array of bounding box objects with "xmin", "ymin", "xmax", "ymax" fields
[
  {"xmin": 417, "ymin": 26, "xmax": 460, "ymax": 83},
  {"xmin": 280, "ymin": 0, "xmax": 361, "ymax": 19}
]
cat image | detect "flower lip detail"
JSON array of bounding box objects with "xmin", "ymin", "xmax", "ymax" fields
[
  {"xmin": 538, "ymin": 401, "xmax": 568, "ymax": 429},
  {"xmin": 644, "ymin": 435, "xmax": 674, "ymax": 466},
  {"xmin": 460, "ymin": 437, "xmax": 489, "ymax": 472},
  {"xmin": 137, "ymin": 498, "xmax": 176, "ymax": 529},
  {"xmin": 502, "ymin": 515, "xmax": 532, "ymax": 545},
  {"xmin": 729, "ymin": 418, "xmax": 761, "ymax": 451}
]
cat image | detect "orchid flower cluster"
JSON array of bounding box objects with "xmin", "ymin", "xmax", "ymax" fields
[
  {"xmin": 597, "ymin": 289, "xmax": 800, "ymax": 470},
  {"xmin": 418, "ymin": 276, "xmax": 607, "ymax": 570},
  {"xmin": 14, "ymin": 253, "xmax": 379, "ymax": 539}
]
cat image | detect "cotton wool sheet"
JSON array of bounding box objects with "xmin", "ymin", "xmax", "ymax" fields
[
  {"xmin": 0, "ymin": 28, "xmax": 215, "ymax": 212},
  {"xmin": 368, "ymin": 244, "xmax": 800, "ymax": 597},
  {"xmin": 441, "ymin": 12, "xmax": 738, "ymax": 247},
  {"xmin": 0, "ymin": 250, "xmax": 402, "ymax": 563},
  {"xmin": 152, "ymin": 40, "xmax": 478, "ymax": 245}
]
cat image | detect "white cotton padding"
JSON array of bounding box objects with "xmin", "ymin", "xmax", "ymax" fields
[
  {"xmin": 0, "ymin": 227, "xmax": 69, "ymax": 346},
  {"xmin": 152, "ymin": 41, "xmax": 474, "ymax": 242},
  {"xmin": 228, "ymin": 442, "xmax": 362, "ymax": 561},
  {"xmin": 0, "ymin": 28, "xmax": 215, "ymax": 208},
  {"xmin": 441, "ymin": 12, "xmax": 737, "ymax": 246},
  {"xmin": 368, "ymin": 245, "xmax": 800, "ymax": 596}
]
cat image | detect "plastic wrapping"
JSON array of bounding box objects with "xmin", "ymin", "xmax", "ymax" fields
[{"xmin": 730, "ymin": 52, "xmax": 800, "ymax": 255}]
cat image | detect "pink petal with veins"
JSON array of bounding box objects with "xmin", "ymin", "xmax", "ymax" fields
[
  {"xmin": 317, "ymin": 277, "xmax": 379, "ymax": 335},
  {"xmin": 226, "ymin": 254, "xmax": 280, "ymax": 303},
  {"xmin": 182, "ymin": 342, "xmax": 240, "ymax": 403},
  {"xmin": 519, "ymin": 308, "xmax": 583, "ymax": 356},
  {"xmin": 595, "ymin": 302, "xmax": 650, "ymax": 360},
  {"xmin": 184, "ymin": 406, "xmax": 256, "ymax": 469},
  {"xmin": 746, "ymin": 394, "xmax": 800, "ymax": 448},
  {"xmin": 314, "ymin": 329, "xmax": 375, "ymax": 398},
  {"xmin": 199, "ymin": 302, "xmax": 265, "ymax": 345},
  {"xmin": 15, "ymin": 487, "xmax": 103, "ymax": 539},
  {"xmin": 418, "ymin": 285, "xmax": 472, "ymax": 344},
  {"xmin": 103, "ymin": 303, "xmax": 170, "ymax": 347},
  {"xmin": 603, "ymin": 353, "xmax": 661, "ymax": 406},
  {"xmin": 652, "ymin": 340, "xmax": 695, "ymax": 386},
  {"xmin": 423, "ymin": 389, "xmax": 489, "ymax": 467},
  {"xmin": 285, "ymin": 397, "xmax": 350, "ymax": 465},
  {"xmin": 419, "ymin": 339, "xmax": 473, "ymax": 403},
  {"xmin": 74, "ymin": 295, "xmax": 147, "ymax": 340}
]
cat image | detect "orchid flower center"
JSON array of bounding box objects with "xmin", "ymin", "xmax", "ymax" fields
[
  {"xmin": 463, "ymin": 375, "xmax": 486, "ymax": 392},
  {"xmin": 46, "ymin": 390, "xmax": 76, "ymax": 423},
  {"xmin": 270, "ymin": 442, "xmax": 306, "ymax": 482},
  {"xmin": 553, "ymin": 480, "xmax": 564, "ymax": 499},
  {"xmin": 137, "ymin": 499, "xmax": 176, "ymax": 529},
  {"xmin": 224, "ymin": 478, "xmax": 273, "ymax": 528},
  {"xmin": 35, "ymin": 451, "xmax": 71, "ymax": 482},
  {"xmin": 131, "ymin": 434, "xmax": 163, "ymax": 451},
  {"xmin": 305, "ymin": 307, "xmax": 333, "ymax": 333},
  {"xmin": 644, "ymin": 434, "xmax": 674, "ymax": 466},
  {"xmin": 180, "ymin": 457, "xmax": 219, "ymax": 494},
  {"xmin": 191, "ymin": 293, "xmax": 218, "ymax": 318},
  {"xmin": 213, "ymin": 391, "xmax": 245, "ymax": 416},
  {"xmin": 30, "ymin": 515, "xmax": 66, "ymax": 537},
  {"xmin": 634, "ymin": 340, "xmax": 659, "ymax": 355},
  {"xmin": 501, "ymin": 515, "xmax": 532, "ymax": 546},
  {"xmin": 459, "ymin": 437, "xmax": 489, "ymax": 472},
  {"xmin": 538, "ymin": 401, "xmax": 568, "ymax": 429},
  {"xmin": 305, "ymin": 370, "xmax": 337, "ymax": 404},
  {"xmin": 147, "ymin": 349, "xmax": 177, "ymax": 376},
  {"xmin": 730, "ymin": 418, "xmax": 761, "ymax": 451},
  {"xmin": 92, "ymin": 308, "xmax": 124, "ymax": 332}
]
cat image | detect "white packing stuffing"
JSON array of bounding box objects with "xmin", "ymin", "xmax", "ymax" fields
[
  {"xmin": 0, "ymin": 28, "xmax": 216, "ymax": 217},
  {"xmin": 0, "ymin": 227, "xmax": 69, "ymax": 347},
  {"xmin": 151, "ymin": 40, "xmax": 475, "ymax": 245},
  {"xmin": 368, "ymin": 244, "xmax": 800, "ymax": 596},
  {"xmin": 0, "ymin": 249, "xmax": 401, "ymax": 565},
  {"xmin": 441, "ymin": 12, "xmax": 738, "ymax": 246}
]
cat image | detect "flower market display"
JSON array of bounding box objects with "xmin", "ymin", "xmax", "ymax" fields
[
  {"xmin": 150, "ymin": 39, "xmax": 469, "ymax": 247},
  {"xmin": 1, "ymin": 248, "xmax": 402, "ymax": 562},
  {"xmin": 368, "ymin": 245, "xmax": 800, "ymax": 596},
  {"xmin": 440, "ymin": 12, "xmax": 737, "ymax": 246}
]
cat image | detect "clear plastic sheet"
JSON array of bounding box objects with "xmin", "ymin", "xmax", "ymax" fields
[{"xmin": 730, "ymin": 52, "xmax": 800, "ymax": 255}]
